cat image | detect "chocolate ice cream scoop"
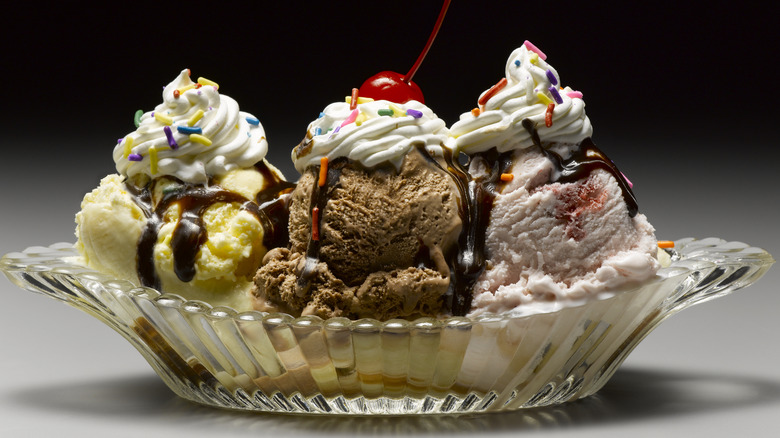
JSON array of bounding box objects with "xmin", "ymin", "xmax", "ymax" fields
[{"xmin": 254, "ymin": 146, "xmax": 461, "ymax": 320}]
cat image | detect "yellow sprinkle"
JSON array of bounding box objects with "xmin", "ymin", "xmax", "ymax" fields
[
  {"xmin": 188, "ymin": 109, "xmax": 204, "ymax": 127},
  {"xmin": 154, "ymin": 112, "xmax": 173, "ymax": 125},
  {"xmin": 176, "ymin": 84, "xmax": 197, "ymax": 95},
  {"xmin": 149, "ymin": 146, "xmax": 158, "ymax": 174},
  {"xmin": 355, "ymin": 111, "xmax": 367, "ymax": 126},
  {"xmin": 345, "ymin": 96, "xmax": 375, "ymax": 105},
  {"xmin": 123, "ymin": 136, "xmax": 134, "ymax": 158},
  {"xmin": 189, "ymin": 133, "xmax": 212, "ymax": 146},
  {"xmin": 536, "ymin": 92, "xmax": 553, "ymax": 105},
  {"xmin": 197, "ymin": 77, "xmax": 219, "ymax": 89},
  {"xmin": 529, "ymin": 52, "xmax": 539, "ymax": 64},
  {"xmin": 388, "ymin": 103, "xmax": 404, "ymax": 117}
]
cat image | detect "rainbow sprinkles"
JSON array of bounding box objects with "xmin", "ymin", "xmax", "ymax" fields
[{"xmin": 113, "ymin": 69, "xmax": 269, "ymax": 184}]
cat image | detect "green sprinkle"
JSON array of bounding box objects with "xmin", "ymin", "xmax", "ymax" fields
[
  {"xmin": 377, "ymin": 109, "xmax": 394, "ymax": 117},
  {"xmin": 134, "ymin": 109, "xmax": 143, "ymax": 127}
]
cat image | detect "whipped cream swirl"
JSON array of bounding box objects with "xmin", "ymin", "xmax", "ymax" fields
[
  {"xmin": 292, "ymin": 99, "xmax": 450, "ymax": 172},
  {"xmin": 451, "ymin": 42, "xmax": 592, "ymax": 154},
  {"xmin": 113, "ymin": 70, "xmax": 269, "ymax": 184}
]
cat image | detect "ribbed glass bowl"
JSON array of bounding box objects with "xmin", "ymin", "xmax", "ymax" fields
[{"xmin": 0, "ymin": 238, "xmax": 773, "ymax": 415}]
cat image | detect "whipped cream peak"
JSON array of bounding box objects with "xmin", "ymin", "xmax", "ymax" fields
[
  {"xmin": 292, "ymin": 99, "xmax": 450, "ymax": 172},
  {"xmin": 113, "ymin": 69, "xmax": 269, "ymax": 184},
  {"xmin": 451, "ymin": 41, "xmax": 593, "ymax": 154}
]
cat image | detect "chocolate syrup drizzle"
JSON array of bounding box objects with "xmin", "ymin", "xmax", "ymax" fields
[
  {"xmin": 432, "ymin": 146, "xmax": 514, "ymax": 315},
  {"xmin": 127, "ymin": 161, "xmax": 294, "ymax": 290},
  {"xmin": 521, "ymin": 119, "xmax": 638, "ymax": 218}
]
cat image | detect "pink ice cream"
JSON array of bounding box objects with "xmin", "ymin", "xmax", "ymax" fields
[{"xmin": 451, "ymin": 41, "xmax": 659, "ymax": 316}]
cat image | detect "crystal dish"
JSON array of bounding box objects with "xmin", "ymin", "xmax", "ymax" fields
[{"xmin": 0, "ymin": 238, "xmax": 773, "ymax": 415}]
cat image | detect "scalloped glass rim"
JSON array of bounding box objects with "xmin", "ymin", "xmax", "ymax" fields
[{"xmin": 0, "ymin": 238, "xmax": 773, "ymax": 415}]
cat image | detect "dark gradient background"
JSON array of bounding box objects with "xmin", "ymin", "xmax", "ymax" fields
[{"xmin": 1, "ymin": 1, "xmax": 778, "ymax": 436}]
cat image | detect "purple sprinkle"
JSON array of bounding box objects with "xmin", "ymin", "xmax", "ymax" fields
[
  {"xmin": 406, "ymin": 109, "xmax": 423, "ymax": 119},
  {"xmin": 128, "ymin": 153, "xmax": 143, "ymax": 161},
  {"xmin": 163, "ymin": 126, "xmax": 178, "ymax": 149},
  {"xmin": 548, "ymin": 86, "xmax": 564, "ymax": 104},
  {"xmin": 545, "ymin": 70, "xmax": 558, "ymax": 86},
  {"xmin": 117, "ymin": 138, "xmax": 123, "ymax": 144}
]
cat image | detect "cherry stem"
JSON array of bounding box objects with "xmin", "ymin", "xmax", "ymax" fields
[{"xmin": 404, "ymin": 0, "xmax": 451, "ymax": 84}]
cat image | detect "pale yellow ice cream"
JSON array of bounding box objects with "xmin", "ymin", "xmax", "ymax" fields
[
  {"xmin": 76, "ymin": 166, "xmax": 288, "ymax": 311},
  {"xmin": 76, "ymin": 174, "xmax": 145, "ymax": 283}
]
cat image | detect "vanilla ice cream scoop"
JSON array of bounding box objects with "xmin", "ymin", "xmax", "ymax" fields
[{"xmin": 78, "ymin": 70, "xmax": 292, "ymax": 310}]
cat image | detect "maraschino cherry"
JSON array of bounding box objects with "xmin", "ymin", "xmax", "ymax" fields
[
  {"xmin": 358, "ymin": 0, "xmax": 451, "ymax": 104},
  {"xmin": 359, "ymin": 71, "xmax": 424, "ymax": 104}
]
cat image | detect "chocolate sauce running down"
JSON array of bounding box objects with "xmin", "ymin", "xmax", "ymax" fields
[
  {"xmin": 521, "ymin": 118, "xmax": 639, "ymax": 217},
  {"xmin": 128, "ymin": 161, "xmax": 294, "ymax": 290},
  {"xmin": 434, "ymin": 147, "xmax": 514, "ymax": 316},
  {"xmin": 255, "ymin": 162, "xmax": 297, "ymax": 249}
]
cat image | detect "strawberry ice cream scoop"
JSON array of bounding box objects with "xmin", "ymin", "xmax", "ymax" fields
[
  {"xmin": 468, "ymin": 144, "xmax": 659, "ymax": 316},
  {"xmin": 448, "ymin": 42, "xmax": 659, "ymax": 316}
]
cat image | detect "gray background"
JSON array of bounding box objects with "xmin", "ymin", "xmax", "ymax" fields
[{"xmin": 1, "ymin": 1, "xmax": 778, "ymax": 436}]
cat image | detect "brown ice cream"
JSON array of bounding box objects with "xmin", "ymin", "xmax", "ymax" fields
[{"xmin": 252, "ymin": 147, "xmax": 462, "ymax": 320}]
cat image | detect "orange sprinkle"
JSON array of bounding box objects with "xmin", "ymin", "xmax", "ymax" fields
[
  {"xmin": 318, "ymin": 156, "xmax": 329, "ymax": 187},
  {"xmin": 545, "ymin": 103, "xmax": 555, "ymax": 127},
  {"xmin": 471, "ymin": 107, "xmax": 481, "ymax": 117},
  {"xmin": 350, "ymin": 88, "xmax": 359, "ymax": 110},
  {"xmin": 657, "ymin": 240, "xmax": 675, "ymax": 249},
  {"xmin": 500, "ymin": 173, "xmax": 514, "ymax": 182},
  {"xmin": 311, "ymin": 207, "xmax": 320, "ymax": 241},
  {"xmin": 173, "ymin": 89, "xmax": 180, "ymax": 99},
  {"xmin": 478, "ymin": 77, "xmax": 508, "ymax": 106}
]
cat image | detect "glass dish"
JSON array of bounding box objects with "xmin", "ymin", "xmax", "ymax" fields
[{"xmin": 0, "ymin": 238, "xmax": 773, "ymax": 415}]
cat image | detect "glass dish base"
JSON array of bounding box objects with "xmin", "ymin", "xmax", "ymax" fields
[{"xmin": 1, "ymin": 238, "xmax": 773, "ymax": 415}]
